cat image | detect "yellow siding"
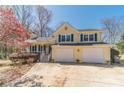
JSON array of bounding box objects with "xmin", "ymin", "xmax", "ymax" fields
[
  {"xmin": 53, "ymin": 23, "xmax": 103, "ymax": 43},
  {"xmin": 79, "ymin": 31, "xmax": 102, "ymax": 42},
  {"xmin": 103, "ymin": 47, "xmax": 111, "ymax": 62},
  {"xmin": 53, "ymin": 23, "xmax": 79, "ymax": 43}
]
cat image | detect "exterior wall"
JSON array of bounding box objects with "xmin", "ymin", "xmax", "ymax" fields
[
  {"xmin": 53, "ymin": 23, "xmax": 103, "ymax": 43},
  {"xmin": 79, "ymin": 31, "xmax": 102, "ymax": 42},
  {"xmin": 53, "ymin": 23, "xmax": 79, "ymax": 43},
  {"xmin": 52, "ymin": 45, "xmax": 112, "ymax": 63}
]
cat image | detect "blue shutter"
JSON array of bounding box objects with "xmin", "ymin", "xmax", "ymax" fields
[
  {"xmin": 58, "ymin": 35, "xmax": 61, "ymax": 42},
  {"xmin": 63, "ymin": 35, "xmax": 65, "ymax": 42},
  {"xmin": 80, "ymin": 34, "xmax": 83, "ymax": 42},
  {"xmin": 71, "ymin": 34, "xmax": 74, "ymax": 42},
  {"xmin": 95, "ymin": 33, "xmax": 97, "ymax": 41}
]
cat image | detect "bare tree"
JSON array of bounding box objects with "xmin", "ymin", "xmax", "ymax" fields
[
  {"xmin": 34, "ymin": 6, "xmax": 52, "ymax": 37},
  {"xmin": 102, "ymin": 17, "xmax": 123, "ymax": 44},
  {"xmin": 13, "ymin": 5, "xmax": 34, "ymax": 32}
]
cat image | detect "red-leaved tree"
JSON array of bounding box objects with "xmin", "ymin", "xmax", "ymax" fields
[{"xmin": 0, "ymin": 7, "xmax": 31, "ymax": 58}]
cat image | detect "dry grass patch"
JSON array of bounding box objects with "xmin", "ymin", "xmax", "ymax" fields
[{"xmin": 0, "ymin": 60, "xmax": 35, "ymax": 86}]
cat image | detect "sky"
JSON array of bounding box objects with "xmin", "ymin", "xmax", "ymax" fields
[{"xmin": 47, "ymin": 5, "xmax": 124, "ymax": 30}]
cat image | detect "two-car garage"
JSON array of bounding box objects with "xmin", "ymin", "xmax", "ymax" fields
[{"xmin": 52, "ymin": 45, "xmax": 112, "ymax": 64}]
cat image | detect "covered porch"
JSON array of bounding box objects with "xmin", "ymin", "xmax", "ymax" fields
[
  {"xmin": 25, "ymin": 37, "xmax": 55, "ymax": 62},
  {"xmin": 27, "ymin": 43, "xmax": 51, "ymax": 55}
]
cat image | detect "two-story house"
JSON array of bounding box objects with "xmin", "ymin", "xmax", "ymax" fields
[{"xmin": 26, "ymin": 23, "xmax": 114, "ymax": 64}]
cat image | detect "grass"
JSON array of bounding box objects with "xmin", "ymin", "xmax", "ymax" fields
[
  {"xmin": 0, "ymin": 60, "xmax": 12, "ymax": 67},
  {"xmin": 0, "ymin": 60, "xmax": 25, "ymax": 67}
]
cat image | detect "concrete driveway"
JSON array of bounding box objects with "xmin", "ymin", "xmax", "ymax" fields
[{"xmin": 16, "ymin": 62, "xmax": 124, "ymax": 87}]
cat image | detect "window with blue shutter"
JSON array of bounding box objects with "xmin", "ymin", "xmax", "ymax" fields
[
  {"xmin": 80, "ymin": 34, "xmax": 83, "ymax": 42},
  {"xmin": 95, "ymin": 33, "xmax": 97, "ymax": 41},
  {"xmin": 71, "ymin": 34, "xmax": 74, "ymax": 42}
]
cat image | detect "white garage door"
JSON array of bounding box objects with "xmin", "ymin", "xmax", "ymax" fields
[
  {"xmin": 82, "ymin": 48, "xmax": 105, "ymax": 63},
  {"xmin": 56, "ymin": 48, "xmax": 74, "ymax": 62}
]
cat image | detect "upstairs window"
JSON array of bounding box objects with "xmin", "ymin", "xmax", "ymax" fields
[
  {"xmin": 89, "ymin": 34, "xmax": 94, "ymax": 41},
  {"xmin": 59, "ymin": 34, "xmax": 74, "ymax": 42},
  {"xmin": 66, "ymin": 35, "xmax": 71, "ymax": 41},
  {"xmin": 84, "ymin": 35, "xmax": 88, "ymax": 41},
  {"xmin": 62, "ymin": 35, "xmax": 65, "ymax": 42}
]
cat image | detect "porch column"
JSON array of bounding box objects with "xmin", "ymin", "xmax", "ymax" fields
[
  {"xmin": 36, "ymin": 45, "xmax": 39, "ymax": 53},
  {"xmin": 34, "ymin": 45, "xmax": 36, "ymax": 52},
  {"xmin": 46, "ymin": 45, "xmax": 49, "ymax": 55},
  {"xmin": 40, "ymin": 45, "xmax": 42, "ymax": 53},
  {"xmin": 42, "ymin": 45, "xmax": 45, "ymax": 54}
]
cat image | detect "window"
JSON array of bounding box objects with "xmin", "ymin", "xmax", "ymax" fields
[
  {"xmin": 38, "ymin": 45, "xmax": 41, "ymax": 52},
  {"xmin": 84, "ymin": 35, "xmax": 88, "ymax": 41},
  {"xmin": 89, "ymin": 34, "xmax": 94, "ymax": 41},
  {"xmin": 66, "ymin": 35, "xmax": 71, "ymax": 41},
  {"xmin": 34, "ymin": 45, "xmax": 37, "ymax": 52},
  {"xmin": 80, "ymin": 34, "xmax": 83, "ymax": 42},
  {"xmin": 32, "ymin": 46, "xmax": 35, "ymax": 52},
  {"xmin": 59, "ymin": 34, "xmax": 74, "ymax": 42},
  {"xmin": 62, "ymin": 35, "xmax": 65, "ymax": 42}
]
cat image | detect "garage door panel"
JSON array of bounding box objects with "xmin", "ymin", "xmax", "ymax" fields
[
  {"xmin": 56, "ymin": 49, "xmax": 74, "ymax": 62},
  {"xmin": 82, "ymin": 48, "xmax": 105, "ymax": 63}
]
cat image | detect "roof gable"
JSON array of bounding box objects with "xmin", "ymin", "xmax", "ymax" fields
[{"xmin": 53, "ymin": 22, "xmax": 79, "ymax": 35}]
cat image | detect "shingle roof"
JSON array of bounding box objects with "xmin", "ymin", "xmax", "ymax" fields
[
  {"xmin": 78, "ymin": 29, "xmax": 101, "ymax": 31},
  {"xmin": 57, "ymin": 42, "xmax": 108, "ymax": 46}
]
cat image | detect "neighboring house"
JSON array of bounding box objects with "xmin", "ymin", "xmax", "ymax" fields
[{"xmin": 26, "ymin": 23, "xmax": 116, "ymax": 64}]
